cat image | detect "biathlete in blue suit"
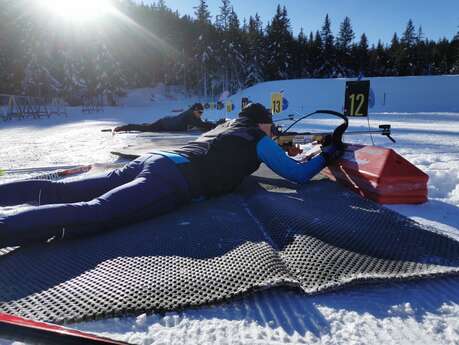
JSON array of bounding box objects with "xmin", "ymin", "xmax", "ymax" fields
[{"xmin": 0, "ymin": 103, "xmax": 340, "ymax": 247}]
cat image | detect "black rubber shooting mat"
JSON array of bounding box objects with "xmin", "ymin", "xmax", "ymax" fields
[{"xmin": 0, "ymin": 165, "xmax": 458, "ymax": 324}]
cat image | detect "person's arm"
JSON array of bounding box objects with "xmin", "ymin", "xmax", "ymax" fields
[
  {"xmin": 184, "ymin": 113, "xmax": 213, "ymax": 131},
  {"xmin": 256, "ymin": 136, "xmax": 326, "ymax": 184},
  {"xmin": 190, "ymin": 117, "xmax": 227, "ymax": 131},
  {"xmin": 114, "ymin": 123, "xmax": 157, "ymax": 132}
]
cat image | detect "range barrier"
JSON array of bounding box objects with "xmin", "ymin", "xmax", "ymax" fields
[
  {"xmin": 0, "ymin": 94, "xmax": 67, "ymax": 121},
  {"xmin": 82, "ymin": 95, "xmax": 104, "ymax": 113}
]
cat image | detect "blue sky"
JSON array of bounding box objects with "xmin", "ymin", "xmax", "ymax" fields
[{"xmin": 139, "ymin": 0, "xmax": 459, "ymax": 45}]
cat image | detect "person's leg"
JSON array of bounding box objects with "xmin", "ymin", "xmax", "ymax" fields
[
  {"xmin": 0, "ymin": 158, "xmax": 146, "ymax": 206},
  {"xmin": 0, "ymin": 155, "xmax": 191, "ymax": 247}
]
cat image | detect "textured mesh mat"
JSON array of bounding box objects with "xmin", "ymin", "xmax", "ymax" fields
[{"xmin": 0, "ymin": 166, "xmax": 458, "ymax": 324}]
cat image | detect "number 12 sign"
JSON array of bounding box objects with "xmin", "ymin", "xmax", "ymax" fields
[{"xmin": 344, "ymin": 80, "xmax": 370, "ymax": 117}]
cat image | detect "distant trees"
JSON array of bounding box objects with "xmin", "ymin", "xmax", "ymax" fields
[{"xmin": 0, "ymin": 0, "xmax": 458, "ymax": 101}]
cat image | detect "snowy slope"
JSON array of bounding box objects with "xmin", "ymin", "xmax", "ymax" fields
[{"xmin": 0, "ymin": 77, "xmax": 459, "ymax": 345}]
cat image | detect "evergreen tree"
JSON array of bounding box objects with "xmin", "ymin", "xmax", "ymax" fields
[
  {"xmin": 398, "ymin": 19, "xmax": 417, "ymax": 75},
  {"xmin": 22, "ymin": 54, "xmax": 61, "ymax": 98},
  {"xmin": 215, "ymin": 0, "xmax": 231, "ymax": 30},
  {"xmin": 214, "ymin": 0, "xmax": 233, "ymax": 92},
  {"xmin": 293, "ymin": 28, "xmax": 309, "ymax": 78},
  {"xmin": 369, "ymin": 40, "xmax": 389, "ymax": 76},
  {"xmin": 336, "ymin": 17, "xmax": 355, "ymax": 51},
  {"xmin": 401, "ymin": 19, "xmax": 416, "ymax": 47},
  {"xmin": 243, "ymin": 14, "xmax": 265, "ymax": 86},
  {"xmin": 225, "ymin": 8, "xmax": 245, "ymax": 91},
  {"xmin": 355, "ymin": 33, "xmax": 369, "ymax": 76},
  {"xmin": 414, "ymin": 26, "xmax": 431, "ymax": 74},
  {"xmin": 336, "ymin": 16, "xmax": 355, "ymax": 76},
  {"xmin": 61, "ymin": 52, "xmax": 85, "ymax": 104},
  {"xmin": 309, "ymin": 30, "xmax": 323, "ymax": 77},
  {"xmin": 451, "ymin": 27, "xmax": 459, "ymax": 73},
  {"xmin": 194, "ymin": 0, "xmax": 211, "ymax": 24},
  {"xmin": 94, "ymin": 42, "xmax": 127, "ymax": 104},
  {"xmin": 387, "ymin": 32, "xmax": 401, "ymax": 75},
  {"xmin": 265, "ymin": 5, "xmax": 294, "ymax": 80},
  {"xmin": 318, "ymin": 14, "xmax": 336, "ymax": 77},
  {"xmin": 193, "ymin": 0, "xmax": 215, "ymax": 96}
]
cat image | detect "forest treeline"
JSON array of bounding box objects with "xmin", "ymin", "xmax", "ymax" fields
[{"xmin": 0, "ymin": 0, "xmax": 458, "ymax": 103}]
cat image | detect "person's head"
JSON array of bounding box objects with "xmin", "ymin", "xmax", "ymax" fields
[
  {"xmin": 191, "ymin": 103, "xmax": 204, "ymax": 118},
  {"xmin": 238, "ymin": 103, "xmax": 273, "ymax": 137}
]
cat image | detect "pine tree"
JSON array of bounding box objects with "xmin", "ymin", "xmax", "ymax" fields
[
  {"xmin": 22, "ymin": 54, "xmax": 61, "ymax": 98},
  {"xmin": 386, "ymin": 33, "xmax": 401, "ymax": 75},
  {"xmin": 192, "ymin": 0, "xmax": 215, "ymax": 96},
  {"xmin": 336, "ymin": 17, "xmax": 355, "ymax": 51},
  {"xmin": 318, "ymin": 14, "xmax": 336, "ymax": 77},
  {"xmin": 401, "ymin": 19, "xmax": 416, "ymax": 47},
  {"xmin": 225, "ymin": 8, "xmax": 245, "ymax": 91},
  {"xmin": 451, "ymin": 27, "xmax": 459, "ymax": 73},
  {"xmin": 265, "ymin": 5, "xmax": 294, "ymax": 80},
  {"xmin": 94, "ymin": 42, "xmax": 127, "ymax": 105},
  {"xmin": 214, "ymin": 0, "xmax": 233, "ymax": 92},
  {"xmin": 355, "ymin": 33, "xmax": 369, "ymax": 76},
  {"xmin": 194, "ymin": 0, "xmax": 211, "ymax": 24},
  {"xmin": 336, "ymin": 16, "xmax": 355, "ymax": 76},
  {"xmin": 309, "ymin": 30, "xmax": 323, "ymax": 77},
  {"xmin": 244, "ymin": 14, "xmax": 265, "ymax": 86},
  {"xmin": 61, "ymin": 52, "xmax": 85, "ymax": 104},
  {"xmin": 398, "ymin": 19, "xmax": 417, "ymax": 75},
  {"xmin": 414, "ymin": 26, "xmax": 430, "ymax": 74},
  {"xmin": 216, "ymin": 0, "xmax": 231, "ymax": 30},
  {"xmin": 294, "ymin": 28, "xmax": 309, "ymax": 78},
  {"xmin": 370, "ymin": 40, "xmax": 389, "ymax": 76}
]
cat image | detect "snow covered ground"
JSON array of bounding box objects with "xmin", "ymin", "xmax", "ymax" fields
[{"xmin": 1, "ymin": 81, "xmax": 459, "ymax": 344}]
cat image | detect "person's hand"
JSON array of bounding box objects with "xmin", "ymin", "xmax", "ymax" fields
[
  {"xmin": 320, "ymin": 143, "xmax": 344, "ymax": 164},
  {"xmin": 215, "ymin": 118, "xmax": 227, "ymax": 125},
  {"xmin": 320, "ymin": 121, "xmax": 347, "ymax": 164},
  {"xmin": 332, "ymin": 122, "xmax": 347, "ymax": 148},
  {"xmin": 286, "ymin": 145, "xmax": 303, "ymax": 157}
]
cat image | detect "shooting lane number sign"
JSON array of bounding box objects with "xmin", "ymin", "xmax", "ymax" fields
[
  {"xmin": 344, "ymin": 80, "xmax": 370, "ymax": 116},
  {"xmin": 271, "ymin": 92, "xmax": 283, "ymax": 114},
  {"xmin": 241, "ymin": 97, "xmax": 250, "ymax": 110},
  {"xmin": 226, "ymin": 100, "xmax": 234, "ymax": 113}
]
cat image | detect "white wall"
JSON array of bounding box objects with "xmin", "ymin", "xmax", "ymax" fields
[{"xmin": 227, "ymin": 75, "xmax": 459, "ymax": 115}]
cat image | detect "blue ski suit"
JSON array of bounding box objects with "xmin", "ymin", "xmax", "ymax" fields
[{"xmin": 0, "ymin": 119, "xmax": 328, "ymax": 247}]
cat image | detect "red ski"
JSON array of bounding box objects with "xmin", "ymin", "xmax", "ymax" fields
[{"xmin": 0, "ymin": 312, "xmax": 129, "ymax": 344}]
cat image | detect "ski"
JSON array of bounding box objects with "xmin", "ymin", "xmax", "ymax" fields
[
  {"xmin": 0, "ymin": 312, "xmax": 129, "ymax": 344},
  {"xmin": 1, "ymin": 163, "xmax": 126, "ymax": 181},
  {"xmin": 0, "ymin": 164, "xmax": 87, "ymax": 175},
  {"xmin": 27, "ymin": 165, "xmax": 92, "ymax": 181}
]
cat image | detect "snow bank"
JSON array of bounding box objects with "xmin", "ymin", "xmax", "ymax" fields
[
  {"xmin": 227, "ymin": 75, "xmax": 459, "ymax": 114},
  {"xmin": 120, "ymin": 84, "xmax": 192, "ymax": 107}
]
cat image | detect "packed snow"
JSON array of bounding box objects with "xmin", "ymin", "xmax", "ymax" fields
[{"xmin": 0, "ymin": 76, "xmax": 458, "ymax": 344}]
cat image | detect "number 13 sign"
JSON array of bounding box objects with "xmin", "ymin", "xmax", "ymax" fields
[
  {"xmin": 271, "ymin": 92, "xmax": 283, "ymax": 114},
  {"xmin": 344, "ymin": 80, "xmax": 370, "ymax": 117}
]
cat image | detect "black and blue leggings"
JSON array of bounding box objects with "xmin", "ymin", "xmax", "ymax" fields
[{"xmin": 0, "ymin": 154, "xmax": 191, "ymax": 247}]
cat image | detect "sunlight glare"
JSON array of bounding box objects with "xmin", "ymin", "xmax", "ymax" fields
[{"xmin": 41, "ymin": 0, "xmax": 112, "ymax": 22}]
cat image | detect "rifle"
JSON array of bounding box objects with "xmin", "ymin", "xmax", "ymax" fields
[{"xmin": 273, "ymin": 110, "xmax": 395, "ymax": 156}]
